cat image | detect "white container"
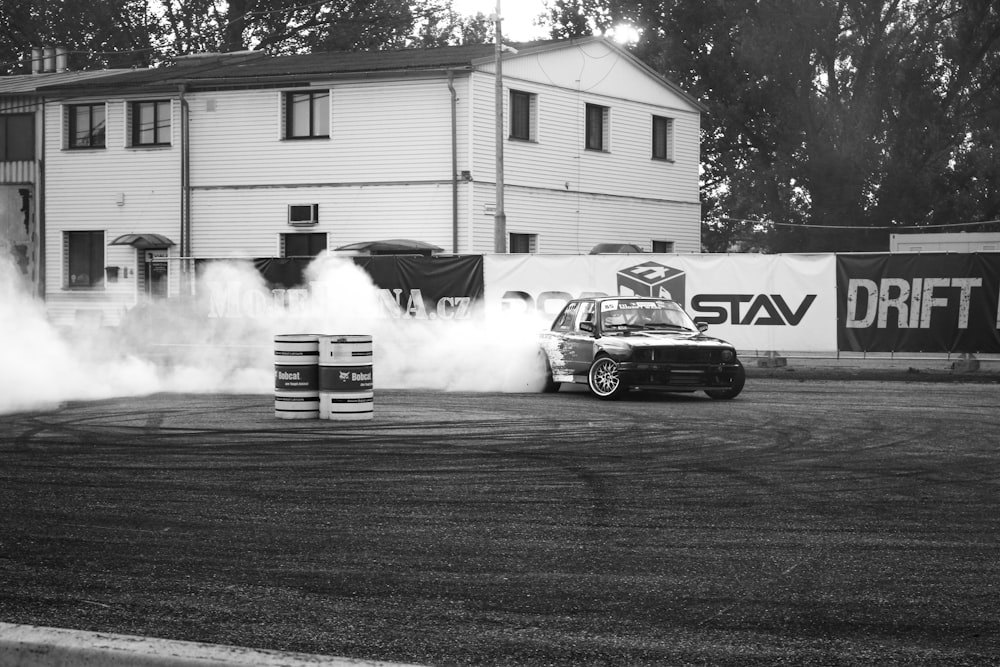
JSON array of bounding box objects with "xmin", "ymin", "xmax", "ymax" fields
[
  {"xmin": 274, "ymin": 334, "xmax": 320, "ymax": 419},
  {"xmin": 318, "ymin": 335, "xmax": 373, "ymax": 421}
]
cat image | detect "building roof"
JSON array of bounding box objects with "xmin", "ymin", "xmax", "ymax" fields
[
  {"xmin": 35, "ymin": 43, "xmax": 501, "ymax": 94},
  {"xmin": 0, "ymin": 69, "xmax": 132, "ymax": 95},
  {"xmin": 30, "ymin": 38, "xmax": 704, "ymax": 111}
]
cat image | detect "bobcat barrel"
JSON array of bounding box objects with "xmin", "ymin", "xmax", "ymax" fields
[
  {"xmin": 318, "ymin": 335, "xmax": 373, "ymax": 421},
  {"xmin": 274, "ymin": 334, "xmax": 320, "ymax": 419}
]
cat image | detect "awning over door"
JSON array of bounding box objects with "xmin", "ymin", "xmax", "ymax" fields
[{"xmin": 109, "ymin": 233, "xmax": 175, "ymax": 250}]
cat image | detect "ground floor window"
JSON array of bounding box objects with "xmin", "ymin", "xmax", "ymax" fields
[
  {"xmin": 652, "ymin": 240, "xmax": 674, "ymax": 253},
  {"xmin": 282, "ymin": 232, "xmax": 327, "ymax": 257},
  {"xmin": 64, "ymin": 231, "xmax": 104, "ymax": 288},
  {"xmin": 510, "ymin": 233, "xmax": 536, "ymax": 254}
]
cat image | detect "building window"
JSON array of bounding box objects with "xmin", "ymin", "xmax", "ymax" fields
[
  {"xmin": 510, "ymin": 90, "xmax": 536, "ymax": 141},
  {"xmin": 652, "ymin": 240, "xmax": 674, "ymax": 253},
  {"xmin": 65, "ymin": 231, "xmax": 104, "ymax": 288},
  {"xmin": 68, "ymin": 104, "xmax": 106, "ymax": 149},
  {"xmin": 1, "ymin": 114, "xmax": 35, "ymax": 161},
  {"xmin": 285, "ymin": 91, "xmax": 330, "ymax": 139},
  {"xmin": 652, "ymin": 115, "xmax": 674, "ymax": 161},
  {"xmin": 130, "ymin": 101, "xmax": 171, "ymax": 146},
  {"xmin": 510, "ymin": 232, "xmax": 536, "ymax": 254},
  {"xmin": 282, "ymin": 233, "xmax": 327, "ymax": 257},
  {"xmin": 585, "ymin": 103, "xmax": 608, "ymax": 151}
]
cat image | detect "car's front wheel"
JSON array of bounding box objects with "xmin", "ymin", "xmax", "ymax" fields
[
  {"xmin": 704, "ymin": 364, "xmax": 746, "ymax": 400},
  {"xmin": 588, "ymin": 355, "xmax": 627, "ymax": 399}
]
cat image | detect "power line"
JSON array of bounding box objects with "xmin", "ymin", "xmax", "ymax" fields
[{"xmin": 717, "ymin": 217, "xmax": 1000, "ymax": 231}]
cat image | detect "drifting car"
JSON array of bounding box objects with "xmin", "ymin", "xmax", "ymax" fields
[{"xmin": 540, "ymin": 296, "xmax": 746, "ymax": 400}]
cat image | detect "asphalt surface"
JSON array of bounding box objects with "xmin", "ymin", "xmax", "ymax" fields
[{"xmin": 1, "ymin": 371, "xmax": 998, "ymax": 665}]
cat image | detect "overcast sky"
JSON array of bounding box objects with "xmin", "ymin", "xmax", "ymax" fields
[{"xmin": 451, "ymin": 0, "xmax": 550, "ymax": 42}]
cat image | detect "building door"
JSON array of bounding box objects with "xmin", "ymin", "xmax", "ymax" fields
[{"xmin": 144, "ymin": 250, "xmax": 169, "ymax": 298}]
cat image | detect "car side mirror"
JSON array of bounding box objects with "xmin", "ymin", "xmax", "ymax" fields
[
  {"xmin": 580, "ymin": 321, "xmax": 594, "ymax": 333},
  {"xmin": 696, "ymin": 322, "xmax": 709, "ymax": 332}
]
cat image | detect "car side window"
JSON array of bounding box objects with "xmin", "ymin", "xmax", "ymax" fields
[
  {"xmin": 553, "ymin": 302, "xmax": 580, "ymax": 331},
  {"xmin": 575, "ymin": 301, "xmax": 596, "ymax": 332}
]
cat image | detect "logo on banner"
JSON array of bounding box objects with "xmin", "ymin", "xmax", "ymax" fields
[
  {"xmin": 845, "ymin": 277, "xmax": 984, "ymax": 329},
  {"xmin": 617, "ymin": 262, "xmax": 686, "ymax": 304},
  {"xmin": 499, "ymin": 259, "xmax": 818, "ymax": 326},
  {"xmin": 691, "ymin": 294, "xmax": 817, "ymax": 326},
  {"xmin": 501, "ymin": 261, "xmax": 686, "ymax": 315},
  {"xmin": 613, "ymin": 261, "xmax": 819, "ymax": 326}
]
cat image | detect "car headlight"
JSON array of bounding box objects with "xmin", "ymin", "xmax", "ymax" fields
[{"xmin": 721, "ymin": 349, "xmax": 735, "ymax": 362}]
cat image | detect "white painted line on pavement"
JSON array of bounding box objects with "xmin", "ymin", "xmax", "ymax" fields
[{"xmin": 0, "ymin": 623, "xmax": 425, "ymax": 667}]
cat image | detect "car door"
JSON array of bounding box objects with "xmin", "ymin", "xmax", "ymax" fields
[{"xmin": 562, "ymin": 300, "xmax": 598, "ymax": 377}]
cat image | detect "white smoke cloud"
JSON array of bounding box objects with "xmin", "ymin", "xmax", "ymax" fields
[{"xmin": 0, "ymin": 252, "xmax": 551, "ymax": 415}]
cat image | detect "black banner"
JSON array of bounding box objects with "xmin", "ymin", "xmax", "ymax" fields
[
  {"xmin": 253, "ymin": 257, "xmax": 310, "ymax": 290},
  {"xmin": 837, "ymin": 253, "xmax": 1000, "ymax": 353},
  {"xmin": 196, "ymin": 255, "xmax": 482, "ymax": 320},
  {"xmin": 353, "ymin": 255, "xmax": 484, "ymax": 320}
]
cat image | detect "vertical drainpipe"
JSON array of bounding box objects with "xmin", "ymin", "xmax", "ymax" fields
[
  {"xmin": 38, "ymin": 99, "xmax": 46, "ymax": 299},
  {"xmin": 448, "ymin": 71, "xmax": 458, "ymax": 254},
  {"xmin": 179, "ymin": 84, "xmax": 191, "ymax": 292}
]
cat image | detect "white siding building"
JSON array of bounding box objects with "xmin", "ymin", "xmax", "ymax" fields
[
  {"xmin": 36, "ymin": 38, "xmax": 704, "ymax": 325},
  {"xmin": 0, "ymin": 63, "xmax": 128, "ymax": 299}
]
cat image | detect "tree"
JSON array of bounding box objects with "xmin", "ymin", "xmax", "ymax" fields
[
  {"xmin": 159, "ymin": 0, "xmax": 427, "ymax": 55},
  {"xmin": 547, "ymin": 0, "xmax": 1000, "ymax": 252},
  {"xmin": 0, "ymin": 0, "xmax": 159, "ymax": 73},
  {"xmin": 0, "ymin": 0, "xmax": 489, "ymax": 73},
  {"xmin": 411, "ymin": 6, "xmax": 495, "ymax": 47}
]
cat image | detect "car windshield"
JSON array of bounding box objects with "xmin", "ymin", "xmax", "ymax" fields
[{"xmin": 599, "ymin": 299, "xmax": 697, "ymax": 332}]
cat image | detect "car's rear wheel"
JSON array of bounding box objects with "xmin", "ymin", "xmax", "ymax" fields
[
  {"xmin": 588, "ymin": 355, "xmax": 626, "ymax": 399},
  {"xmin": 704, "ymin": 364, "xmax": 746, "ymax": 400}
]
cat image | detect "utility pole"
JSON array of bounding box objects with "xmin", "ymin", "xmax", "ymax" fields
[{"xmin": 493, "ymin": 0, "xmax": 506, "ymax": 253}]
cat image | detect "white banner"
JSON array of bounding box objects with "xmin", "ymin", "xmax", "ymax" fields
[{"xmin": 483, "ymin": 254, "xmax": 837, "ymax": 351}]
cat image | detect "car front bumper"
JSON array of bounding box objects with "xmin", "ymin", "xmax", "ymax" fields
[{"xmin": 617, "ymin": 361, "xmax": 745, "ymax": 391}]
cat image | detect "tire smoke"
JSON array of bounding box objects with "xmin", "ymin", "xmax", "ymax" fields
[{"xmin": 0, "ymin": 253, "xmax": 550, "ymax": 415}]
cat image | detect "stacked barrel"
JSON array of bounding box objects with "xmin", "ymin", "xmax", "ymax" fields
[
  {"xmin": 318, "ymin": 335, "xmax": 374, "ymax": 421},
  {"xmin": 274, "ymin": 334, "xmax": 373, "ymax": 420},
  {"xmin": 274, "ymin": 334, "xmax": 320, "ymax": 419}
]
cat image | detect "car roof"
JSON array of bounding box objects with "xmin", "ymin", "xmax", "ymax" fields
[{"xmin": 581, "ymin": 296, "xmax": 673, "ymax": 303}]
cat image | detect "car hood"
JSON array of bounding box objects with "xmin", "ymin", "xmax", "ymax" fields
[{"xmin": 600, "ymin": 331, "xmax": 733, "ymax": 348}]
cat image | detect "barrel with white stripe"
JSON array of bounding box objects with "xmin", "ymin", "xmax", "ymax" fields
[
  {"xmin": 318, "ymin": 335, "xmax": 373, "ymax": 421},
  {"xmin": 274, "ymin": 334, "xmax": 320, "ymax": 419}
]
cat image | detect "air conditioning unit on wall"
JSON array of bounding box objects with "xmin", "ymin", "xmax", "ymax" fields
[{"xmin": 288, "ymin": 204, "xmax": 319, "ymax": 226}]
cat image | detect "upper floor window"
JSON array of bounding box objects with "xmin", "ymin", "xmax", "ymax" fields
[
  {"xmin": 285, "ymin": 91, "xmax": 329, "ymax": 139},
  {"xmin": 130, "ymin": 100, "xmax": 171, "ymax": 146},
  {"xmin": 68, "ymin": 104, "xmax": 106, "ymax": 149},
  {"xmin": 65, "ymin": 231, "xmax": 104, "ymax": 289},
  {"xmin": 0, "ymin": 114, "xmax": 35, "ymax": 161},
  {"xmin": 509, "ymin": 90, "xmax": 536, "ymax": 141},
  {"xmin": 585, "ymin": 103, "xmax": 608, "ymax": 152},
  {"xmin": 652, "ymin": 115, "xmax": 674, "ymax": 161}
]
